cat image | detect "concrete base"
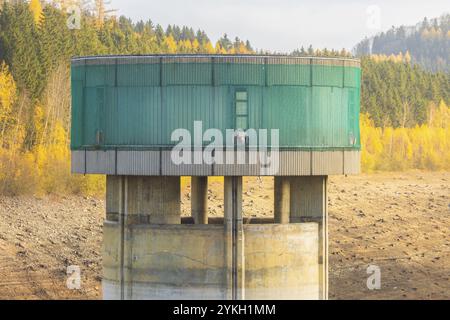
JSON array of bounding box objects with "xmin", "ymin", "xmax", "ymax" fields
[
  {"xmin": 103, "ymin": 222, "xmax": 319, "ymax": 300},
  {"xmin": 102, "ymin": 174, "xmax": 327, "ymax": 300}
]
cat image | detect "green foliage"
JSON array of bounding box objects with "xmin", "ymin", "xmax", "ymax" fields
[
  {"xmin": 354, "ymin": 14, "xmax": 450, "ymax": 72},
  {"xmin": 0, "ymin": 3, "xmax": 43, "ymax": 98},
  {"xmin": 361, "ymin": 57, "xmax": 449, "ymax": 127}
]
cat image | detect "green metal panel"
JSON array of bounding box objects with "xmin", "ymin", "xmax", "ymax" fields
[
  {"xmin": 70, "ymin": 80, "xmax": 83, "ymax": 149},
  {"xmin": 83, "ymin": 87, "xmax": 102, "ymax": 146},
  {"xmin": 70, "ymin": 55, "xmax": 361, "ymax": 151},
  {"xmin": 213, "ymin": 86, "xmax": 233, "ymax": 133},
  {"xmin": 262, "ymin": 86, "xmax": 310, "ymax": 147},
  {"xmin": 214, "ymin": 63, "xmax": 265, "ymax": 86},
  {"xmin": 344, "ymin": 66, "xmax": 361, "ymax": 88},
  {"xmin": 312, "ymin": 64, "xmax": 343, "ymax": 87},
  {"xmin": 71, "ymin": 65, "xmax": 85, "ymax": 81},
  {"xmin": 115, "ymin": 87, "xmax": 161, "ymax": 146},
  {"xmin": 163, "ymin": 86, "xmax": 214, "ymax": 145},
  {"xmin": 163, "ymin": 62, "xmax": 212, "ymax": 85},
  {"xmin": 347, "ymin": 87, "xmax": 361, "ymax": 148},
  {"xmin": 117, "ymin": 63, "xmax": 160, "ymax": 86},
  {"xmin": 85, "ymin": 64, "xmax": 115, "ymax": 87},
  {"xmin": 267, "ymin": 64, "xmax": 310, "ymax": 86},
  {"xmin": 310, "ymin": 86, "xmax": 347, "ymax": 147}
]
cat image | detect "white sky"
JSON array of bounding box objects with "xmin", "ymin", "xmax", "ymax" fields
[{"xmin": 109, "ymin": 0, "xmax": 449, "ymax": 52}]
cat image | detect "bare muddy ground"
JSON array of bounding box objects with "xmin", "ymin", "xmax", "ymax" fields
[{"xmin": 0, "ymin": 171, "xmax": 449, "ymax": 299}]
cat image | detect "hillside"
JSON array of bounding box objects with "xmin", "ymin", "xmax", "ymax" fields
[{"xmin": 354, "ymin": 14, "xmax": 450, "ymax": 72}]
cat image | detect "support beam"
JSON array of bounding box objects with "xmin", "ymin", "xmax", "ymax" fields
[
  {"xmin": 191, "ymin": 176, "xmax": 208, "ymax": 224},
  {"xmin": 290, "ymin": 176, "xmax": 328, "ymax": 300},
  {"xmin": 224, "ymin": 176, "xmax": 245, "ymax": 300},
  {"xmin": 274, "ymin": 177, "xmax": 290, "ymax": 224}
]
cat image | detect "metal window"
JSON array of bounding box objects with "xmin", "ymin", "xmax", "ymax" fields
[{"xmin": 235, "ymin": 90, "xmax": 248, "ymax": 130}]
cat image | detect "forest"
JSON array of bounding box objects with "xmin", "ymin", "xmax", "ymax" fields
[
  {"xmin": 0, "ymin": 1, "xmax": 449, "ymax": 196},
  {"xmin": 354, "ymin": 14, "xmax": 450, "ymax": 72}
]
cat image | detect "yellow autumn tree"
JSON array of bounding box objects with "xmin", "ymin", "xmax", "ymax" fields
[
  {"xmin": 29, "ymin": 0, "xmax": 43, "ymax": 25},
  {"xmin": 0, "ymin": 62, "xmax": 17, "ymax": 147},
  {"xmin": 360, "ymin": 113, "xmax": 383, "ymax": 172},
  {"xmin": 215, "ymin": 42, "xmax": 227, "ymax": 54},
  {"xmin": 360, "ymin": 106, "xmax": 450, "ymax": 172},
  {"xmin": 164, "ymin": 35, "xmax": 177, "ymax": 53},
  {"xmin": 192, "ymin": 38, "xmax": 200, "ymax": 53},
  {"xmin": 203, "ymin": 41, "xmax": 215, "ymax": 54},
  {"xmin": 429, "ymin": 100, "xmax": 450, "ymax": 128}
]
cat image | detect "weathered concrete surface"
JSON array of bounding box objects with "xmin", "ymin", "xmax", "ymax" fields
[
  {"xmin": 103, "ymin": 175, "xmax": 325, "ymax": 300},
  {"xmin": 102, "ymin": 222, "xmax": 320, "ymax": 300},
  {"xmin": 290, "ymin": 176, "xmax": 328, "ymax": 300},
  {"xmin": 191, "ymin": 177, "xmax": 208, "ymax": 224},
  {"xmin": 103, "ymin": 223, "xmax": 227, "ymax": 300},
  {"xmin": 224, "ymin": 176, "xmax": 245, "ymax": 299},
  {"xmin": 244, "ymin": 223, "xmax": 319, "ymax": 300},
  {"xmin": 106, "ymin": 175, "xmax": 181, "ymax": 224},
  {"xmin": 274, "ymin": 177, "xmax": 290, "ymax": 224}
]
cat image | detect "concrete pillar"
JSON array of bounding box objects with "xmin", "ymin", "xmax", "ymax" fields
[
  {"xmin": 274, "ymin": 177, "xmax": 290, "ymax": 224},
  {"xmin": 105, "ymin": 175, "xmax": 181, "ymax": 300},
  {"xmin": 191, "ymin": 176, "xmax": 208, "ymax": 224},
  {"xmin": 290, "ymin": 176, "xmax": 328, "ymax": 300},
  {"xmin": 145, "ymin": 176, "xmax": 181, "ymax": 224},
  {"xmin": 107, "ymin": 176, "xmax": 181, "ymax": 224},
  {"xmin": 224, "ymin": 176, "xmax": 245, "ymax": 300}
]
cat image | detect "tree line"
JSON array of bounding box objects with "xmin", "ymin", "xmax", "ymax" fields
[
  {"xmin": 354, "ymin": 14, "xmax": 450, "ymax": 72},
  {"xmin": 0, "ymin": 1, "xmax": 448, "ymax": 195}
]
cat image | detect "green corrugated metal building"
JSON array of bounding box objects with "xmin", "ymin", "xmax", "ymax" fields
[{"xmin": 70, "ymin": 55, "xmax": 361, "ymax": 176}]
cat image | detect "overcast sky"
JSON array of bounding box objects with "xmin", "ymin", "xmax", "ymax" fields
[{"xmin": 110, "ymin": 0, "xmax": 449, "ymax": 52}]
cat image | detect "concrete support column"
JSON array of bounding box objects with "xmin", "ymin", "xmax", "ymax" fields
[
  {"xmin": 105, "ymin": 175, "xmax": 180, "ymax": 300},
  {"xmin": 145, "ymin": 176, "xmax": 181, "ymax": 225},
  {"xmin": 274, "ymin": 177, "xmax": 290, "ymax": 224},
  {"xmin": 191, "ymin": 176, "xmax": 208, "ymax": 224},
  {"xmin": 224, "ymin": 176, "xmax": 245, "ymax": 300},
  {"xmin": 107, "ymin": 176, "xmax": 181, "ymax": 225},
  {"xmin": 290, "ymin": 176, "xmax": 328, "ymax": 300}
]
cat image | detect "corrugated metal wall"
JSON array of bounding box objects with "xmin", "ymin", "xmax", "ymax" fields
[{"xmin": 71, "ymin": 55, "xmax": 360, "ymax": 151}]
